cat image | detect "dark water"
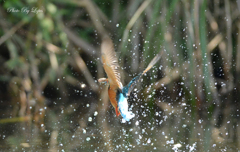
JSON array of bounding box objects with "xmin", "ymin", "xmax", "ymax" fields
[{"xmin": 0, "ymin": 101, "xmax": 239, "ymax": 152}]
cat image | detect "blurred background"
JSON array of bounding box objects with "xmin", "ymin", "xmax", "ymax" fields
[{"xmin": 0, "ymin": 0, "xmax": 240, "ymax": 151}]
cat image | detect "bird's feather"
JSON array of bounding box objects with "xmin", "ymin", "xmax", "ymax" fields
[
  {"xmin": 101, "ymin": 38, "xmax": 123, "ymax": 90},
  {"xmin": 117, "ymin": 93, "xmax": 135, "ymax": 121},
  {"xmin": 108, "ymin": 87, "xmax": 120, "ymax": 116},
  {"xmin": 123, "ymin": 51, "xmax": 163, "ymax": 96}
]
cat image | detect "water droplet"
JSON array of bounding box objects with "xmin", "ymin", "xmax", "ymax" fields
[{"xmin": 86, "ymin": 137, "xmax": 90, "ymax": 141}]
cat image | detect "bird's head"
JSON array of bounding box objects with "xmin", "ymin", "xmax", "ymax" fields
[{"xmin": 98, "ymin": 78, "xmax": 109, "ymax": 85}]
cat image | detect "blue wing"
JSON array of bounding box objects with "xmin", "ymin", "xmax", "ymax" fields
[
  {"xmin": 122, "ymin": 72, "xmax": 143, "ymax": 96},
  {"xmin": 122, "ymin": 52, "xmax": 162, "ymax": 96}
]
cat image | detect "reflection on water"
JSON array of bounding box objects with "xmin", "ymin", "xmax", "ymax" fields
[{"xmin": 0, "ymin": 101, "xmax": 239, "ymax": 152}]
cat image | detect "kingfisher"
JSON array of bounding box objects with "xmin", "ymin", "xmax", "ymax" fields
[{"xmin": 98, "ymin": 37, "xmax": 162, "ymax": 121}]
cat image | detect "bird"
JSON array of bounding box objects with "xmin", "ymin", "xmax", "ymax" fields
[{"xmin": 98, "ymin": 37, "xmax": 162, "ymax": 121}]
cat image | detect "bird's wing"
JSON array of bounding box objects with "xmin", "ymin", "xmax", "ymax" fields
[
  {"xmin": 101, "ymin": 38, "xmax": 123, "ymax": 89},
  {"xmin": 123, "ymin": 51, "xmax": 163, "ymax": 96}
]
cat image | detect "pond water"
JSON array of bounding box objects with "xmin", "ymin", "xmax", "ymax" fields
[{"xmin": 0, "ymin": 99, "xmax": 239, "ymax": 152}]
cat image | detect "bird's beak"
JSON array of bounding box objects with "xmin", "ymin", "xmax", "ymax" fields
[{"xmin": 98, "ymin": 78, "xmax": 108, "ymax": 85}]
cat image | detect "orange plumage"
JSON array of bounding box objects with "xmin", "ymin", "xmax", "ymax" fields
[
  {"xmin": 108, "ymin": 87, "xmax": 120, "ymax": 116},
  {"xmin": 100, "ymin": 37, "xmax": 123, "ymax": 116}
]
